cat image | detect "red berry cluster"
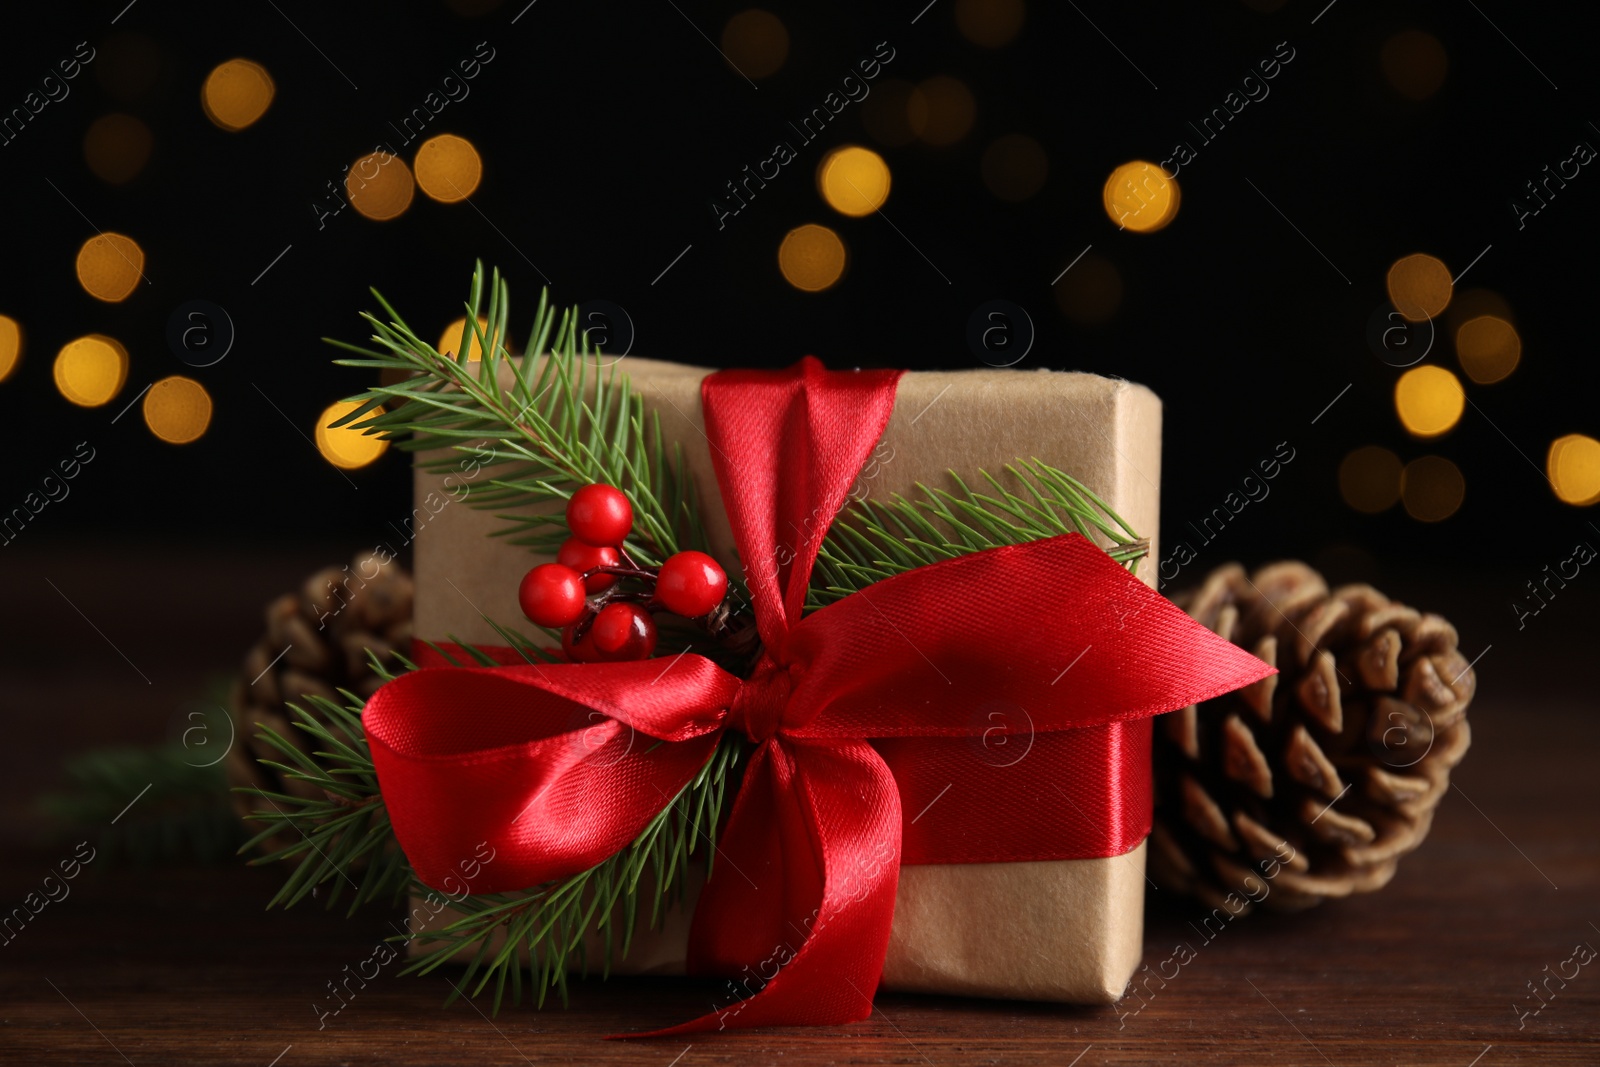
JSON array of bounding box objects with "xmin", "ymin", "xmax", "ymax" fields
[{"xmin": 517, "ymin": 483, "xmax": 729, "ymax": 663}]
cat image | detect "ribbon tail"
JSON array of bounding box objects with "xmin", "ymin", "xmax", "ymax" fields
[{"xmin": 624, "ymin": 739, "xmax": 901, "ymax": 1036}]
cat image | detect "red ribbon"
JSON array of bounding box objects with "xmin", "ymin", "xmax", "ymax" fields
[{"xmin": 365, "ymin": 356, "xmax": 1272, "ymax": 1033}]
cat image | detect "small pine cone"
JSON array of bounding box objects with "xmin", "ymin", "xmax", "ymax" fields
[
  {"xmin": 226, "ymin": 553, "xmax": 413, "ymax": 852},
  {"xmin": 1150, "ymin": 561, "xmax": 1474, "ymax": 914}
]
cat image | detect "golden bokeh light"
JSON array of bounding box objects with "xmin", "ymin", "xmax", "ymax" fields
[
  {"xmin": 1401, "ymin": 455, "xmax": 1465, "ymax": 522},
  {"xmin": 720, "ymin": 9, "xmax": 789, "ymax": 79},
  {"xmin": 817, "ymin": 146, "xmax": 891, "ymax": 217},
  {"xmin": 75, "ymin": 233, "xmax": 145, "ymax": 303},
  {"xmin": 1547, "ymin": 434, "xmax": 1600, "ymax": 506},
  {"xmin": 315, "ymin": 400, "xmax": 390, "ymax": 470},
  {"xmin": 1103, "ymin": 160, "xmax": 1179, "ymax": 233},
  {"xmin": 142, "ymin": 375, "xmax": 212, "ymax": 444},
  {"xmin": 956, "ymin": 0, "xmax": 1026, "ymax": 47},
  {"xmin": 53, "ymin": 335, "xmax": 129, "ymax": 408},
  {"xmin": 1381, "ymin": 30, "xmax": 1448, "ymax": 101},
  {"xmin": 414, "ymin": 134, "xmax": 482, "ymax": 202},
  {"xmin": 347, "ymin": 152, "xmax": 415, "ymax": 221},
  {"xmin": 202, "ymin": 59, "xmax": 275, "ymax": 131},
  {"xmin": 981, "ymin": 134, "xmax": 1048, "ymax": 202},
  {"xmin": 83, "ymin": 113, "xmax": 153, "ymax": 184},
  {"xmin": 1054, "ymin": 252, "xmax": 1123, "ymax": 325},
  {"xmin": 778, "ymin": 224, "xmax": 847, "ymax": 292},
  {"xmin": 0, "ymin": 316, "xmax": 21, "ymax": 383},
  {"xmin": 908, "ymin": 76, "xmax": 976, "ymax": 146},
  {"xmin": 1455, "ymin": 315, "xmax": 1521, "ymax": 384},
  {"xmin": 438, "ymin": 316, "xmax": 491, "ymax": 361},
  {"xmin": 1394, "ymin": 365, "xmax": 1464, "ymax": 437},
  {"xmin": 1339, "ymin": 446, "xmax": 1403, "ymax": 513},
  {"xmin": 1386, "ymin": 252, "xmax": 1452, "ymax": 322},
  {"xmin": 861, "ymin": 79, "xmax": 918, "ymax": 147}
]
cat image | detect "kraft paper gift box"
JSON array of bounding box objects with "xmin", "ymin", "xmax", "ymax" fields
[{"xmin": 406, "ymin": 357, "xmax": 1162, "ymax": 1004}]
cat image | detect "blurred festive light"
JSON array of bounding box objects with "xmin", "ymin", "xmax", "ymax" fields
[
  {"xmin": 97, "ymin": 32, "xmax": 163, "ymax": 102},
  {"xmin": 0, "ymin": 316, "xmax": 21, "ymax": 383},
  {"xmin": 817, "ymin": 146, "xmax": 891, "ymax": 217},
  {"xmin": 1386, "ymin": 253, "xmax": 1451, "ymax": 322},
  {"xmin": 1547, "ymin": 434, "xmax": 1600, "ymax": 506},
  {"xmin": 861, "ymin": 79, "xmax": 918, "ymax": 147},
  {"xmin": 778, "ymin": 224, "xmax": 847, "ymax": 292},
  {"xmin": 1102, "ymin": 161, "xmax": 1179, "ymax": 233},
  {"xmin": 1381, "ymin": 30, "xmax": 1448, "ymax": 101},
  {"xmin": 1339, "ymin": 446, "xmax": 1403, "ymax": 513},
  {"xmin": 956, "ymin": 0, "xmax": 1026, "ymax": 47},
  {"xmin": 142, "ymin": 375, "xmax": 212, "ymax": 444},
  {"xmin": 75, "ymin": 233, "xmax": 145, "ymax": 303},
  {"xmin": 53, "ymin": 335, "xmax": 129, "ymax": 408},
  {"xmin": 1394, "ymin": 365, "xmax": 1464, "ymax": 437},
  {"xmin": 981, "ymin": 134, "xmax": 1048, "ymax": 202},
  {"xmin": 202, "ymin": 59, "xmax": 275, "ymax": 131},
  {"xmin": 414, "ymin": 134, "xmax": 482, "ymax": 202},
  {"xmin": 438, "ymin": 316, "xmax": 492, "ymax": 361},
  {"xmin": 83, "ymin": 113, "xmax": 153, "ymax": 184},
  {"xmin": 1455, "ymin": 315, "xmax": 1521, "ymax": 384},
  {"xmin": 315, "ymin": 400, "xmax": 390, "ymax": 470},
  {"xmin": 1054, "ymin": 252, "xmax": 1123, "ymax": 325},
  {"xmin": 720, "ymin": 9, "xmax": 789, "ymax": 79},
  {"xmin": 908, "ymin": 76, "xmax": 976, "ymax": 147},
  {"xmin": 1401, "ymin": 455, "xmax": 1464, "ymax": 522},
  {"xmin": 347, "ymin": 152, "xmax": 415, "ymax": 221}
]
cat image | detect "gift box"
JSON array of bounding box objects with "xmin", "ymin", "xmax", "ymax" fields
[{"xmin": 403, "ymin": 356, "xmax": 1167, "ymax": 1005}]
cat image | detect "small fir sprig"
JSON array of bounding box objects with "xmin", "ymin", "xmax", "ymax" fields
[
  {"xmin": 41, "ymin": 739, "xmax": 243, "ymax": 866},
  {"xmin": 237, "ymin": 666, "xmax": 411, "ymax": 914},
  {"xmin": 812, "ymin": 461, "xmax": 1146, "ymax": 611},
  {"xmin": 325, "ymin": 265, "xmax": 703, "ymax": 567}
]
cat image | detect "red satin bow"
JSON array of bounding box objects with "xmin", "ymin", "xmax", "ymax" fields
[{"xmin": 364, "ymin": 356, "xmax": 1273, "ymax": 1033}]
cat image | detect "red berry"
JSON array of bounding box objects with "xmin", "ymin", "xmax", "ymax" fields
[
  {"xmin": 557, "ymin": 538, "xmax": 621, "ymax": 593},
  {"xmin": 590, "ymin": 603, "xmax": 658, "ymax": 660},
  {"xmin": 518, "ymin": 563, "xmax": 587, "ymax": 628},
  {"xmin": 656, "ymin": 551, "xmax": 727, "ymax": 618},
  {"xmin": 567, "ymin": 484, "xmax": 633, "ymax": 547},
  {"xmin": 561, "ymin": 623, "xmax": 600, "ymax": 663}
]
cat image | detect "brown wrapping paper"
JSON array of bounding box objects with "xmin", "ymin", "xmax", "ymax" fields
[{"xmin": 407, "ymin": 357, "xmax": 1162, "ymax": 1004}]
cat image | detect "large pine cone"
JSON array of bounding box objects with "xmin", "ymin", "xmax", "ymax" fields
[
  {"xmin": 226, "ymin": 553, "xmax": 412, "ymax": 850},
  {"xmin": 1150, "ymin": 561, "xmax": 1474, "ymax": 912}
]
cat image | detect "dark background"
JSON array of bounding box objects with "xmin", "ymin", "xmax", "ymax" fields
[
  {"xmin": 4, "ymin": 6, "xmax": 1600, "ymax": 1063},
  {"xmin": 2, "ymin": 0, "xmax": 1597, "ymax": 589}
]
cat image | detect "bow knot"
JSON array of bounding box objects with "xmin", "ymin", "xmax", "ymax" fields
[{"xmin": 729, "ymin": 656, "xmax": 795, "ymax": 743}]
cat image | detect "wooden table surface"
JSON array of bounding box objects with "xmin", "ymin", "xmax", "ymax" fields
[{"xmin": 3, "ymin": 547, "xmax": 1597, "ymax": 1065}]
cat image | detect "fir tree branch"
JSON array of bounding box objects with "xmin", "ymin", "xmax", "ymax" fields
[
  {"xmin": 810, "ymin": 458, "xmax": 1147, "ymax": 610},
  {"xmin": 327, "ymin": 262, "xmax": 704, "ymax": 567},
  {"xmin": 236, "ymin": 689, "xmax": 411, "ymax": 916},
  {"xmin": 40, "ymin": 741, "xmax": 242, "ymax": 866}
]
